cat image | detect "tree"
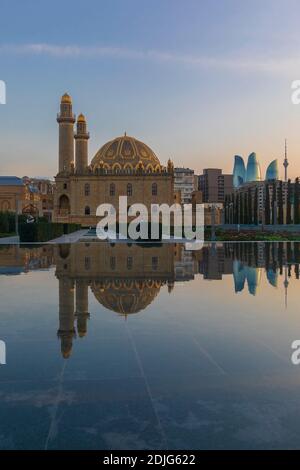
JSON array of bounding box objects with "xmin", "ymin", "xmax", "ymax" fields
[
  {"xmin": 272, "ymin": 181, "xmax": 277, "ymax": 225},
  {"xmin": 248, "ymin": 188, "xmax": 253, "ymax": 224},
  {"xmin": 224, "ymin": 195, "xmax": 228, "ymax": 223},
  {"xmin": 278, "ymin": 180, "xmax": 284, "ymax": 225},
  {"xmin": 234, "ymin": 193, "xmax": 238, "ymax": 224},
  {"xmin": 254, "ymin": 188, "xmax": 258, "ymax": 225},
  {"xmin": 243, "ymin": 192, "xmax": 248, "ymax": 224},
  {"xmin": 227, "ymin": 194, "xmax": 231, "ymax": 224},
  {"xmin": 237, "ymin": 193, "xmax": 240, "ymax": 224},
  {"xmin": 265, "ymin": 183, "xmax": 270, "ymax": 224},
  {"xmin": 294, "ymin": 178, "xmax": 300, "ymax": 224},
  {"xmin": 286, "ymin": 179, "xmax": 292, "ymax": 224},
  {"xmin": 230, "ymin": 193, "xmax": 235, "ymax": 224},
  {"xmin": 238, "ymin": 193, "xmax": 243, "ymax": 224},
  {"xmin": 0, "ymin": 211, "xmax": 9, "ymax": 233}
]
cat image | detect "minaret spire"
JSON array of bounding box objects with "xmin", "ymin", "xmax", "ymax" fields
[
  {"xmin": 74, "ymin": 113, "xmax": 89, "ymax": 173},
  {"xmin": 283, "ymin": 138, "xmax": 289, "ymax": 182},
  {"xmin": 57, "ymin": 93, "xmax": 76, "ymax": 173}
]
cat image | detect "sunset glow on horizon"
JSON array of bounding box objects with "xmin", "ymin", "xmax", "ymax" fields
[{"xmin": 1, "ymin": 0, "xmax": 300, "ymax": 179}]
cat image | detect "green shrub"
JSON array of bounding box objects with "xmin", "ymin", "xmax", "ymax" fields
[
  {"xmin": 0, "ymin": 212, "xmax": 9, "ymax": 233},
  {"xmin": 19, "ymin": 222, "xmax": 81, "ymax": 242}
]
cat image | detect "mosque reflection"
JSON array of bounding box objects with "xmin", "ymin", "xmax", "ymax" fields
[
  {"xmin": 0, "ymin": 242, "xmax": 299, "ymax": 358},
  {"xmin": 55, "ymin": 242, "xmax": 175, "ymax": 358}
]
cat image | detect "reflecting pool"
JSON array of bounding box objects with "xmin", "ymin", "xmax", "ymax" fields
[{"xmin": 0, "ymin": 242, "xmax": 300, "ymax": 449}]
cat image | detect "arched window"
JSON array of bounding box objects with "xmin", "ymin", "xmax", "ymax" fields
[
  {"xmin": 85, "ymin": 257, "xmax": 91, "ymax": 270},
  {"xmin": 127, "ymin": 256, "xmax": 133, "ymax": 270},
  {"xmin": 127, "ymin": 183, "xmax": 133, "ymax": 196},
  {"xmin": 112, "ymin": 163, "xmax": 121, "ymax": 173},
  {"xmin": 152, "ymin": 183, "xmax": 158, "ymax": 196},
  {"xmin": 110, "ymin": 256, "xmax": 116, "ymax": 270},
  {"xmin": 152, "ymin": 256, "xmax": 158, "ymax": 271},
  {"xmin": 85, "ymin": 206, "xmax": 90, "ymax": 215},
  {"xmin": 110, "ymin": 183, "xmax": 115, "ymax": 196},
  {"xmin": 84, "ymin": 183, "xmax": 90, "ymax": 196},
  {"xmin": 1, "ymin": 200, "xmax": 10, "ymax": 211}
]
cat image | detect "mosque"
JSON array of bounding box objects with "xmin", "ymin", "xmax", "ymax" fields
[{"xmin": 54, "ymin": 93, "xmax": 174, "ymax": 226}]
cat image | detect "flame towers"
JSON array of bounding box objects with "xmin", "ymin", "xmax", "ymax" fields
[
  {"xmin": 246, "ymin": 152, "xmax": 261, "ymax": 182},
  {"xmin": 233, "ymin": 153, "xmax": 278, "ymax": 188},
  {"xmin": 265, "ymin": 159, "xmax": 279, "ymax": 180},
  {"xmin": 233, "ymin": 156, "xmax": 246, "ymax": 188}
]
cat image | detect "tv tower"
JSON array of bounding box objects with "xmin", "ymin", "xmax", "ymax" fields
[{"xmin": 283, "ymin": 139, "xmax": 289, "ymax": 182}]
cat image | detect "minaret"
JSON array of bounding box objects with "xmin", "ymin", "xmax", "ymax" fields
[
  {"xmin": 75, "ymin": 279, "xmax": 90, "ymax": 337},
  {"xmin": 283, "ymin": 139, "xmax": 289, "ymax": 182},
  {"xmin": 74, "ymin": 113, "xmax": 89, "ymax": 173},
  {"xmin": 57, "ymin": 277, "xmax": 76, "ymax": 359},
  {"xmin": 57, "ymin": 93, "xmax": 76, "ymax": 173}
]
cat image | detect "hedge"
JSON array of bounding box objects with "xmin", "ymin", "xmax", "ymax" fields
[
  {"xmin": 19, "ymin": 223, "xmax": 81, "ymax": 242},
  {"xmin": 0, "ymin": 211, "xmax": 26, "ymax": 233},
  {"xmin": 0, "ymin": 211, "xmax": 42, "ymax": 234}
]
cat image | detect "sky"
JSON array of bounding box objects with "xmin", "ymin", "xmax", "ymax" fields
[{"xmin": 0, "ymin": 0, "xmax": 300, "ymax": 178}]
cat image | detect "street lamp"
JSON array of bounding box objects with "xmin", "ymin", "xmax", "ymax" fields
[
  {"xmin": 15, "ymin": 196, "xmax": 19, "ymax": 237},
  {"xmin": 211, "ymin": 203, "xmax": 216, "ymax": 241}
]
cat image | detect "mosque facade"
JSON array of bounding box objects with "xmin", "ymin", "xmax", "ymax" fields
[{"xmin": 53, "ymin": 94, "xmax": 174, "ymax": 226}]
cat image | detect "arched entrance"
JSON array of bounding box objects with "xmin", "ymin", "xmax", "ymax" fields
[
  {"xmin": 59, "ymin": 195, "xmax": 70, "ymax": 216},
  {"xmin": 1, "ymin": 200, "xmax": 10, "ymax": 211}
]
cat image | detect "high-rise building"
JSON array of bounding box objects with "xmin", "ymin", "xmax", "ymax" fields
[
  {"xmin": 265, "ymin": 160, "xmax": 279, "ymax": 180},
  {"xmin": 174, "ymin": 167, "xmax": 195, "ymax": 203},
  {"xmin": 246, "ymin": 152, "xmax": 261, "ymax": 182},
  {"xmin": 233, "ymin": 155, "xmax": 246, "ymax": 188},
  {"xmin": 233, "ymin": 152, "xmax": 280, "ymax": 188},
  {"xmin": 198, "ymin": 168, "xmax": 233, "ymax": 203}
]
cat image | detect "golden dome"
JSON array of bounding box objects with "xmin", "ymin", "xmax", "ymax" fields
[
  {"xmin": 77, "ymin": 113, "xmax": 86, "ymax": 122},
  {"xmin": 91, "ymin": 279, "xmax": 162, "ymax": 315},
  {"xmin": 61, "ymin": 93, "xmax": 72, "ymax": 104},
  {"xmin": 91, "ymin": 135, "xmax": 161, "ymax": 170}
]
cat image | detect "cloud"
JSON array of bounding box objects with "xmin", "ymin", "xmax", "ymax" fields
[
  {"xmin": 0, "ymin": 43, "xmax": 145, "ymax": 59},
  {"xmin": 0, "ymin": 43, "xmax": 298, "ymax": 74}
]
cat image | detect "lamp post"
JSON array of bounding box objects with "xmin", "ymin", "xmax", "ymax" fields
[
  {"xmin": 211, "ymin": 203, "xmax": 216, "ymax": 241},
  {"xmin": 15, "ymin": 197, "xmax": 19, "ymax": 237}
]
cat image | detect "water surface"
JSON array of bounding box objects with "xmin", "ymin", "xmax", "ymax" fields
[{"xmin": 0, "ymin": 242, "xmax": 300, "ymax": 450}]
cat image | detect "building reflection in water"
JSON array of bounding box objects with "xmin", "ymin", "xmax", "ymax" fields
[
  {"xmin": 55, "ymin": 242, "xmax": 175, "ymax": 358},
  {"xmin": 233, "ymin": 261, "xmax": 262, "ymax": 295},
  {"xmin": 0, "ymin": 241, "xmax": 299, "ymax": 358}
]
